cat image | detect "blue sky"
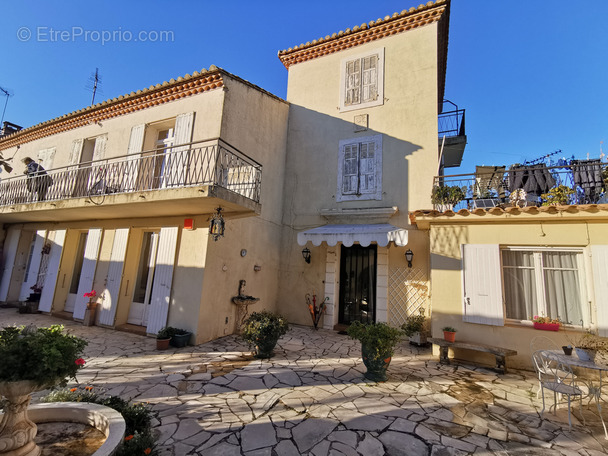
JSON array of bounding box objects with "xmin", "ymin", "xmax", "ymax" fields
[{"xmin": 1, "ymin": 1, "xmax": 606, "ymax": 173}]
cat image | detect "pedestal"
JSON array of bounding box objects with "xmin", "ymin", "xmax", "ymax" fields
[{"xmin": 0, "ymin": 381, "xmax": 43, "ymax": 456}]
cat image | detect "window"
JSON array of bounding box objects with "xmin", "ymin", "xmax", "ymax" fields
[
  {"xmin": 339, "ymin": 48, "xmax": 384, "ymax": 112},
  {"xmin": 337, "ymin": 135, "xmax": 382, "ymax": 202},
  {"xmin": 501, "ymin": 248, "xmax": 588, "ymax": 326}
]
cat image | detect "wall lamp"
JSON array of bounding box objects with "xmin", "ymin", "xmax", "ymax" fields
[
  {"xmin": 302, "ymin": 247, "xmax": 311, "ymax": 264},
  {"xmin": 209, "ymin": 207, "xmax": 225, "ymax": 241},
  {"xmin": 405, "ymin": 249, "xmax": 414, "ymax": 268}
]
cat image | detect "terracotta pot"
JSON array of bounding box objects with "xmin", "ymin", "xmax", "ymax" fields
[
  {"xmin": 443, "ymin": 331, "xmax": 456, "ymax": 343},
  {"xmin": 361, "ymin": 343, "xmax": 392, "ymax": 382},
  {"xmin": 156, "ymin": 338, "xmax": 171, "ymax": 350}
]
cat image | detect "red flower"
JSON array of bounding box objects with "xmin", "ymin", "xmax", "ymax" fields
[
  {"xmin": 144, "ymin": 449, "xmax": 152, "ymax": 455},
  {"xmin": 70, "ymin": 387, "xmax": 77, "ymax": 392},
  {"xmin": 75, "ymin": 358, "xmax": 86, "ymax": 366},
  {"xmin": 124, "ymin": 435, "xmax": 134, "ymax": 441},
  {"xmin": 84, "ymin": 290, "xmax": 97, "ymax": 298}
]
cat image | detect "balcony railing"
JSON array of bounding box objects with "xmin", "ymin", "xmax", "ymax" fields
[
  {"xmin": 438, "ymin": 108, "xmax": 465, "ymax": 138},
  {"xmin": 433, "ymin": 161, "xmax": 608, "ymax": 211},
  {"xmin": 0, "ymin": 138, "xmax": 262, "ymax": 207}
]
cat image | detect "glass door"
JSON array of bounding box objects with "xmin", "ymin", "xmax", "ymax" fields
[
  {"xmin": 127, "ymin": 231, "xmax": 159, "ymax": 326},
  {"xmin": 339, "ymin": 244, "xmax": 377, "ymax": 325},
  {"xmin": 64, "ymin": 232, "xmax": 88, "ymax": 313}
]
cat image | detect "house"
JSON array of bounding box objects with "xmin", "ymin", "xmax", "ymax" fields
[
  {"xmin": 0, "ymin": 0, "xmax": 463, "ymax": 343},
  {"xmin": 412, "ymin": 167, "xmax": 608, "ymax": 369}
]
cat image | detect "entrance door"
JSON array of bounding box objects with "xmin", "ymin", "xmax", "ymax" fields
[
  {"xmin": 339, "ymin": 244, "xmax": 377, "ymax": 325},
  {"xmin": 127, "ymin": 231, "xmax": 160, "ymax": 326},
  {"xmin": 65, "ymin": 232, "xmax": 88, "ymax": 313}
]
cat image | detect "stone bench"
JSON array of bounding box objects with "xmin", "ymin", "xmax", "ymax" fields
[{"xmin": 429, "ymin": 338, "xmax": 517, "ymax": 374}]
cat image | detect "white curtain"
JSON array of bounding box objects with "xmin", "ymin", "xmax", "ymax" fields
[
  {"xmin": 503, "ymin": 251, "xmax": 537, "ymax": 320},
  {"xmin": 543, "ymin": 252, "xmax": 584, "ymax": 326}
]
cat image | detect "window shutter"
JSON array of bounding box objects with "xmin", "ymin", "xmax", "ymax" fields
[
  {"xmin": 98, "ymin": 229, "xmax": 129, "ymax": 327},
  {"xmin": 73, "ymin": 228, "xmax": 103, "ymax": 320},
  {"xmin": 362, "ymin": 55, "xmax": 378, "ymax": 102},
  {"xmin": 69, "ymin": 140, "xmax": 84, "ymax": 165},
  {"xmin": 345, "ymin": 59, "xmax": 361, "ymax": 106},
  {"xmin": 38, "ymin": 230, "xmax": 66, "ymax": 313},
  {"xmin": 592, "ymin": 246, "xmax": 608, "ymax": 337},
  {"xmin": 462, "ymin": 244, "xmax": 504, "ymax": 326},
  {"xmin": 342, "ymin": 143, "xmax": 359, "ymax": 194},
  {"xmin": 168, "ymin": 112, "xmax": 194, "ymax": 187},
  {"xmin": 38, "ymin": 147, "xmax": 56, "ymax": 169},
  {"xmin": 359, "ymin": 141, "xmax": 376, "ymax": 194},
  {"xmin": 19, "ymin": 231, "xmax": 46, "ymax": 301},
  {"xmin": 92, "ymin": 135, "xmax": 107, "ymax": 162},
  {"xmin": 0, "ymin": 227, "xmax": 21, "ymax": 301}
]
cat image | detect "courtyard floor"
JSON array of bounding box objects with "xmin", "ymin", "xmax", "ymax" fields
[{"xmin": 2, "ymin": 307, "xmax": 608, "ymax": 455}]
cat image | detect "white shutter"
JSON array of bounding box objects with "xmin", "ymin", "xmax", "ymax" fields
[
  {"xmin": 125, "ymin": 124, "xmax": 146, "ymax": 191},
  {"xmin": 592, "ymin": 246, "xmax": 608, "ymax": 337},
  {"xmin": 362, "ymin": 55, "xmax": 378, "ymax": 102},
  {"xmin": 146, "ymin": 227, "xmax": 179, "ymax": 334},
  {"xmin": 345, "ymin": 59, "xmax": 361, "ymax": 106},
  {"xmin": 38, "ymin": 230, "xmax": 66, "ymax": 312},
  {"xmin": 0, "ymin": 228, "xmax": 22, "ymax": 301},
  {"xmin": 73, "ymin": 228, "xmax": 103, "ymax": 320},
  {"xmin": 92, "ymin": 135, "xmax": 107, "ymax": 162},
  {"xmin": 167, "ymin": 112, "xmax": 194, "ymax": 187},
  {"xmin": 342, "ymin": 144, "xmax": 359, "ymax": 194},
  {"xmin": 64, "ymin": 140, "xmax": 84, "ymax": 196},
  {"xmin": 359, "ymin": 141, "xmax": 376, "ymax": 194},
  {"xmin": 19, "ymin": 231, "xmax": 46, "ymax": 300},
  {"xmin": 462, "ymin": 244, "xmax": 504, "ymax": 326},
  {"xmin": 37, "ymin": 147, "xmax": 56, "ymax": 170},
  {"xmin": 98, "ymin": 229, "xmax": 129, "ymax": 326},
  {"xmin": 69, "ymin": 139, "xmax": 84, "ymax": 165}
]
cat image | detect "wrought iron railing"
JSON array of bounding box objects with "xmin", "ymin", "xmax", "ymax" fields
[
  {"xmin": 0, "ymin": 138, "xmax": 262, "ymax": 207},
  {"xmin": 438, "ymin": 108, "xmax": 465, "ymax": 138},
  {"xmin": 433, "ymin": 162, "xmax": 608, "ymax": 211}
]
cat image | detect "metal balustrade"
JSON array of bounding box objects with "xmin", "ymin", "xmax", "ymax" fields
[{"xmin": 0, "ymin": 138, "xmax": 262, "ymax": 207}]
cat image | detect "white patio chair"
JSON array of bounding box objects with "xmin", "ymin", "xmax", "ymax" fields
[
  {"xmin": 530, "ymin": 336, "xmax": 572, "ymax": 398},
  {"xmin": 533, "ymin": 350, "xmax": 585, "ymax": 430}
]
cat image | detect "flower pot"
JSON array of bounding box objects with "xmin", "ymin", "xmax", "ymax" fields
[
  {"xmin": 361, "ymin": 343, "xmax": 392, "ymax": 382},
  {"xmin": 575, "ymin": 347, "xmax": 597, "ymax": 362},
  {"xmin": 83, "ymin": 303, "xmax": 98, "ymax": 326},
  {"xmin": 253, "ymin": 338, "xmax": 279, "ymax": 358},
  {"xmin": 169, "ymin": 332, "xmax": 192, "ymax": 348},
  {"xmin": 443, "ymin": 331, "xmax": 456, "ymax": 343},
  {"xmin": 0, "ymin": 380, "xmax": 48, "ymax": 456},
  {"xmin": 562, "ymin": 346, "xmax": 573, "ymax": 356},
  {"xmin": 156, "ymin": 338, "xmax": 171, "ymax": 350},
  {"xmin": 409, "ymin": 332, "xmax": 427, "ymax": 346},
  {"xmin": 533, "ymin": 322, "xmax": 560, "ymax": 331}
]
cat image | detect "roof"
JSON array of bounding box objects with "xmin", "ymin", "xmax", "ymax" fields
[
  {"xmin": 0, "ymin": 67, "xmax": 285, "ymax": 152},
  {"xmin": 410, "ymin": 204, "xmax": 608, "ymax": 228},
  {"xmin": 277, "ymin": 0, "xmax": 450, "ymax": 103}
]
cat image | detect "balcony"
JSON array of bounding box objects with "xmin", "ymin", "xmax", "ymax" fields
[
  {"xmin": 0, "ymin": 138, "xmax": 262, "ymax": 223},
  {"xmin": 432, "ymin": 161, "xmax": 608, "ymax": 212},
  {"xmin": 438, "ymin": 100, "xmax": 466, "ymax": 168}
]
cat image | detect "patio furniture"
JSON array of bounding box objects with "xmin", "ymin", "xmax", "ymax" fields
[
  {"xmin": 532, "ymin": 350, "xmax": 584, "ymax": 431},
  {"xmin": 429, "ymin": 338, "xmax": 517, "ymax": 374},
  {"xmin": 530, "ymin": 336, "xmax": 563, "ymax": 398}
]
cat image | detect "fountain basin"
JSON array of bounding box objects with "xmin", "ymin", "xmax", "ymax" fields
[{"xmin": 231, "ymin": 296, "xmax": 260, "ymax": 306}]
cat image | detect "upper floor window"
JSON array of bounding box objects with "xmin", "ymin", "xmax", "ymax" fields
[
  {"xmin": 340, "ymin": 48, "xmax": 384, "ymax": 112},
  {"xmin": 337, "ymin": 134, "xmax": 382, "ymax": 202}
]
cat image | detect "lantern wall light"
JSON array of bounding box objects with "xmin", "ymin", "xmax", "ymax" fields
[
  {"xmin": 302, "ymin": 247, "xmax": 311, "ymax": 264},
  {"xmin": 209, "ymin": 207, "xmax": 225, "ymax": 241},
  {"xmin": 405, "ymin": 249, "xmax": 414, "ymax": 268}
]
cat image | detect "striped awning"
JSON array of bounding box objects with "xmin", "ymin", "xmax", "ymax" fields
[{"xmin": 297, "ymin": 224, "xmax": 408, "ymax": 247}]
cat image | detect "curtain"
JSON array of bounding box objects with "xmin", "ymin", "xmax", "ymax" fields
[
  {"xmin": 543, "ymin": 252, "xmax": 584, "ymax": 326},
  {"xmin": 503, "ymin": 251, "xmax": 537, "ymax": 320}
]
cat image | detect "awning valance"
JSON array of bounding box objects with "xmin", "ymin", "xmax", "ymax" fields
[{"xmin": 297, "ymin": 224, "xmax": 408, "ymax": 247}]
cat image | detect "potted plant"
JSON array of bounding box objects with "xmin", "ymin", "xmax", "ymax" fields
[
  {"xmin": 156, "ymin": 327, "xmax": 172, "ymax": 350},
  {"xmin": 532, "ymin": 315, "xmax": 561, "ymax": 331},
  {"xmin": 347, "ymin": 321, "xmax": 403, "ymax": 382},
  {"xmin": 401, "ymin": 309, "xmax": 427, "ymax": 346},
  {"xmin": 83, "ymin": 290, "xmax": 98, "ymax": 326},
  {"xmin": 169, "ymin": 327, "xmax": 192, "ymax": 348},
  {"xmin": 241, "ymin": 311, "xmax": 289, "ymax": 358},
  {"xmin": 442, "ymin": 326, "xmax": 457, "ymax": 343},
  {"xmin": 541, "ymin": 185, "xmax": 575, "ymax": 206},
  {"xmin": 570, "ymin": 333, "xmax": 608, "ymax": 362},
  {"xmin": 0, "ymin": 324, "xmax": 87, "ymax": 455},
  {"xmin": 431, "ymin": 185, "xmax": 466, "ymax": 211}
]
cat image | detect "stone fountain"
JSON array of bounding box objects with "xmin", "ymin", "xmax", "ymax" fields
[{"xmin": 231, "ymin": 280, "xmax": 259, "ymax": 333}]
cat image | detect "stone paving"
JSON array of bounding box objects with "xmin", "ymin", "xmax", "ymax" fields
[{"xmin": 3, "ymin": 308, "xmax": 608, "ymax": 455}]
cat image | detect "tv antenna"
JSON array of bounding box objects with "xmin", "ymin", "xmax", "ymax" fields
[
  {"xmin": 0, "ymin": 86, "xmax": 14, "ymax": 126},
  {"xmin": 523, "ymin": 149, "xmax": 562, "ymax": 166},
  {"xmin": 85, "ymin": 68, "xmax": 102, "ymax": 105}
]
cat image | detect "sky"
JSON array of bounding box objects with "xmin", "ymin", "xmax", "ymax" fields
[{"xmin": 1, "ymin": 1, "xmax": 607, "ymax": 174}]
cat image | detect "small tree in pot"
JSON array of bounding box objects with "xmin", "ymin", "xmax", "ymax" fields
[
  {"xmin": 401, "ymin": 309, "xmax": 427, "ymax": 346},
  {"xmin": 242, "ymin": 311, "xmax": 288, "ymax": 358},
  {"xmin": 347, "ymin": 321, "xmax": 403, "ymax": 382}
]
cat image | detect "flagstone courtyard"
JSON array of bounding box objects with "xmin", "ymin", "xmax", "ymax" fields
[{"xmin": 2, "ymin": 308, "xmax": 608, "ymax": 456}]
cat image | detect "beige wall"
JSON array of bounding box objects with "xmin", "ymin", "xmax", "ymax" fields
[{"xmin": 427, "ymin": 216, "xmax": 608, "ymax": 370}]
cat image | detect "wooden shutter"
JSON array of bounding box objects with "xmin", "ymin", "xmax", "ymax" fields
[
  {"xmin": 73, "ymin": 228, "xmax": 103, "ymax": 320},
  {"xmin": 0, "ymin": 228, "xmax": 21, "ymax": 301},
  {"xmin": 362, "ymin": 55, "xmax": 378, "ymax": 102},
  {"xmin": 19, "ymin": 230, "xmax": 46, "ymax": 301},
  {"xmin": 342, "ymin": 143, "xmax": 359, "ymax": 194},
  {"xmin": 345, "ymin": 59, "xmax": 361, "ymax": 106},
  {"xmin": 125, "ymin": 124, "xmax": 146, "ymax": 191},
  {"xmin": 462, "ymin": 244, "xmax": 504, "ymax": 326},
  {"xmin": 92, "ymin": 135, "xmax": 107, "ymax": 162},
  {"xmin": 358, "ymin": 141, "xmax": 376, "ymax": 194},
  {"xmin": 592, "ymin": 246, "xmax": 608, "ymax": 337},
  {"xmin": 38, "ymin": 230, "xmax": 66, "ymax": 312},
  {"xmin": 98, "ymin": 229, "xmax": 129, "ymax": 327},
  {"xmin": 146, "ymin": 227, "xmax": 179, "ymax": 335},
  {"xmin": 69, "ymin": 139, "xmax": 84, "ymax": 165},
  {"xmin": 167, "ymin": 112, "xmax": 194, "ymax": 187}
]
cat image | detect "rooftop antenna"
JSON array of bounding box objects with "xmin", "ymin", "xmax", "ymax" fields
[
  {"xmin": 0, "ymin": 85, "xmax": 13, "ymax": 126},
  {"xmin": 523, "ymin": 150, "xmax": 561, "ymax": 166},
  {"xmin": 85, "ymin": 68, "xmax": 102, "ymax": 105}
]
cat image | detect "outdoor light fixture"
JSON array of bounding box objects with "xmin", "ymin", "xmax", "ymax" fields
[
  {"xmin": 302, "ymin": 247, "xmax": 311, "ymax": 264},
  {"xmin": 209, "ymin": 207, "xmax": 225, "ymax": 241},
  {"xmin": 405, "ymin": 249, "xmax": 414, "ymax": 268}
]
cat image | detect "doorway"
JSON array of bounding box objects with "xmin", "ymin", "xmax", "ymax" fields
[
  {"xmin": 339, "ymin": 244, "xmax": 377, "ymax": 325},
  {"xmin": 64, "ymin": 232, "xmax": 88, "ymax": 313},
  {"xmin": 127, "ymin": 231, "xmax": 160, "ymax": 326}
]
